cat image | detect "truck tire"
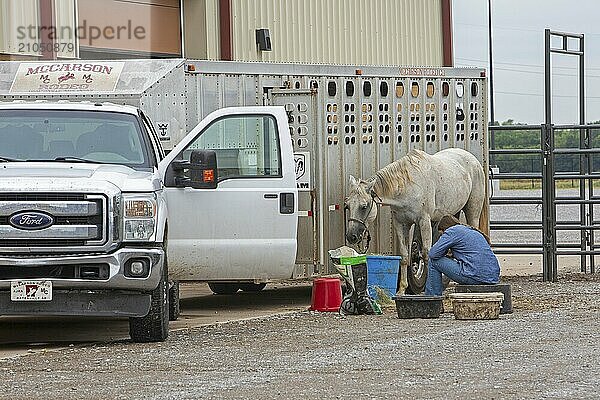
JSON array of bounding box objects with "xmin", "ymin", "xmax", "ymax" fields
[
  {"xmin": 168, "ymin": 280, "xmax": 180, "ymax": 321},
  {"xmin": 129, "ymin": 263, "xmax": 169, "ymax": 343},
  {"xmin": 239, "ymin": 283, "xmax": 267, "ymax": 292},
  {"xmin": 208, "ymin": 282, "xmax": 239, "ymax": 295}
]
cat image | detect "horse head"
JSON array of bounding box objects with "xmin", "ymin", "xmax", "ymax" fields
[{"xmin": 345, "ymin": 175, "xmax": 379, "ymax": 249}]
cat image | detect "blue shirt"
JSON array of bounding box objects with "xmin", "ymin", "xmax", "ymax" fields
[{"xmin": 429, "ymin": 225, "xmax": 500, "ymax": 283}]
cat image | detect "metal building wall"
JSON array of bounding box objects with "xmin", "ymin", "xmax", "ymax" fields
[
  {"xmin": 55, "ymin": 0, "xmax": 77, "ymax": 59},
  {"xmin": 230, "ymin": 0, "xmax": 444, "ymax": 66}
]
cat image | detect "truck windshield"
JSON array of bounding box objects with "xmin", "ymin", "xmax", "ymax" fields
[{"xmin": 0, "ymin": 110, "xmax": 151, "ymax": 168}]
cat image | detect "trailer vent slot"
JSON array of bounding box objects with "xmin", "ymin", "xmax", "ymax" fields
[
  {"xmin": 396, "ymin": 82, "xmax": 405, "ymax": 98},
  {"xmin": 442, "ymin": 82, "xmax": 450, "ymax": 97},
  {"xmin": 411, "ymin": 82, "xmax": 419, "ymax": 97},
  {"xmin": 346, "ymin": 81, "xmax": 355, "ymax": 97},
  {"xmin": 380, "ymin": 81, "xmax": 388, "ymax": 97},
  {"xmin": 328, "ymin": 81, "xmax": 337, "ymax": 97},
  {"xmin": 426, "ymin": 82, "xmax": 435, "ymax": 98},
  {"xmin": 363, "ymin": 81, "xmax": 372, "ymax": 97}
]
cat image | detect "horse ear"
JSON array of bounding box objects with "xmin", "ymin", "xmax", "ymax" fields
[{"xmin": 349, "ymin": 175, "xmax": 358, "ymax": 188}]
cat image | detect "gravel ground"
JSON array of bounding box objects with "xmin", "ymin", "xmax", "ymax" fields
[{"xmin": 2, "ymin": 274, "xmax": 600, "ymax": 399}]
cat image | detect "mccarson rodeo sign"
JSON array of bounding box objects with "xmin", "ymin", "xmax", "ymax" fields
[{"xmin": 10, "ymin": 61, "xmax": 125, "ymax": 93}]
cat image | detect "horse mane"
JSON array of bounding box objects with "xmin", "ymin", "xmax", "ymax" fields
[{"xmin": 372, "ymin": 149, "xmax": 428, "ymax": 197}]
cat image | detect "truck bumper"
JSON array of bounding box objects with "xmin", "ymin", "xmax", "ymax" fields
[
  {"xmin": 0, "ymin": 247, "xmax": 164, "ymax": 317},
  {"xmin": 0, "ymin": 290, "xmax": 150, "ymax": 317}
]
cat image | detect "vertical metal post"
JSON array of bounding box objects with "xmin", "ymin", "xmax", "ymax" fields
[
  {"xmin": 579, "ymin": 35, "xmax": 593, "ymax": 273},
  {"xmin": 543, "ymin": 30, "xmax": 552, "ymax": 281},
  {"xmin": 579, "ymin": 35, "xmax": 587, "ymax": 272},
  {"xmin": 488, "ymin": 0, "xmax": 495, "ymax": 125},
  {"xmin": 541, "ymin": 124, "xmax": 550, "ymax": 281},
  {"xmin": 580, "ymin": 35, "xmax": 585, "ymax": 129},
  {"xmin": 543, "ymin": 29, "xmax": 557, "ymax": 282},
  {"xmin": 542, "ymin": 123, "xmax": 557, "ymax": 282},
  {"xmin": 488, "ymin": 0, "xmax": 496, "ymax": 167},
  {"xmin": 544, "ymin": 29, "xmax": 552, "ymax": 127}
]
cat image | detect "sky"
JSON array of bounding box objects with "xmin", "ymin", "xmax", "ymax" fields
[{"xmin": 453, "ymin": 0, "xmax": 600, "ymax": 125}]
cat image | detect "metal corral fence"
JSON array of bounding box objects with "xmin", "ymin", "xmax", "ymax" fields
[{"xmin": 489, "ymin": 123, "xmax": 600, "ymax": 281}]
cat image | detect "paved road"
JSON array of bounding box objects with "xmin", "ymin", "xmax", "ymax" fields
[
  {"xmin": 0, "ymin": 282, "xmax": 312, "ymax": 359},
  {"xmin": 491, "ymin": 188, "xmax": 599, "ymax": 246}
]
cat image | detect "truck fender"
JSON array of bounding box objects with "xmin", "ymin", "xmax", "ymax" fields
[{"xmin": 155, "ymin": 191, "xmax": 169, "ymax": 243}]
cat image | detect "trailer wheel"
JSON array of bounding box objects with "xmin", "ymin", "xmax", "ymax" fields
[
  {"xmin": 129, "ymin": 261, "xmax": 169, "ymax": 343},
  {"xmin": 168, "ymin": 280, "xmax": 180, "ymax": 321},
  {"xmin": 406, "ymin": 237, "xmax": 427, "ymax": 294},
  {"xmin": 208, "ymin": 282, "xmax": 240, "ymax": 295},
  {"xmin": 239, "ymin": 283, "xmax": 267, "ymax": 292}
]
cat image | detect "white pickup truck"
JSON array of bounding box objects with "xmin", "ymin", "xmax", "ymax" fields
[{"xmin": 0, "ymin": 101, "xmax": 297, "ymax": 342}]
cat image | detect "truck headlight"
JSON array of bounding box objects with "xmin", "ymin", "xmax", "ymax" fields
[{"xmin": 123, "ymin": 195, "xmax": 157, "ymax": 241}]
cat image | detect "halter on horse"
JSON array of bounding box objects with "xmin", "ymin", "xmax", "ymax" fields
[{"xmin": 345, "ymin": 185, "xmax": 382, "ymax": 253}]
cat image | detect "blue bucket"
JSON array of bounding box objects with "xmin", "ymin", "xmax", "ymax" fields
[{"xmin": 366, "ymin": 255, "xmax": 401, "ymax": 300}]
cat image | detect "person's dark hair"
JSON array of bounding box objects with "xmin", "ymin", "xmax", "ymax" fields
[{"xmin": 438, "ymin": 214, "xmax": 491, "ymax": 245}]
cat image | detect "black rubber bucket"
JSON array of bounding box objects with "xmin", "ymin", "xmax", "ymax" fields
[{"xmin": 393, "ymin": 295, "xmax": 443, "ymax": 319}]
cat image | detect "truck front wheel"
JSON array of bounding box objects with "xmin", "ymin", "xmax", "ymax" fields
[{"xmin": 129, "ymin": 263, "xmax": 169, "ymax": 343}]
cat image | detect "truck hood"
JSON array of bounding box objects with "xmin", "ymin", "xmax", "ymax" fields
[{"xmin": 0, "ymin": 162, "xmax": 160, "ymax": 193}]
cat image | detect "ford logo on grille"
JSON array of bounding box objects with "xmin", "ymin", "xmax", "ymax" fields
[{"xmin": 9, "ymin": 211, "xmax": 55, "ymax": 231}]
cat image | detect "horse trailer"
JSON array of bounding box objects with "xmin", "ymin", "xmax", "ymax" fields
[{"xmin": 0, "ymin": 59, "xmax": 488, "ymax": 280}]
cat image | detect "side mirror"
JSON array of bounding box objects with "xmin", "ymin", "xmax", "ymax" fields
[
  {"xmin": 171, "ymin": 149, "xmax": 219, "ymax": 189},
  {"xmin": 189, "ymin": 150, "xmax": 218, "ymax": 189}
]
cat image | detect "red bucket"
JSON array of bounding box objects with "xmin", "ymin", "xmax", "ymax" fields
[{"xmin": 310, "ymin": 278, "xmax": 342, "ymax": 312}]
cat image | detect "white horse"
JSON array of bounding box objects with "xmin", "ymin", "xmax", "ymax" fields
[{"xmin": 345, "ymin": 148, "xmax": 487, "ymax": 295}]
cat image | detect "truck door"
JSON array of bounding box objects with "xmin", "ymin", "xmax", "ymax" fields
[{"xmin": 158, "ymin": 107, "xmax": 298, "ymax": 281}]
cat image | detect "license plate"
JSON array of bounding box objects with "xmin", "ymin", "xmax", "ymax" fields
[{"xmin": 11, "ymin": 280, "xmax": 52, "ymax": 301}]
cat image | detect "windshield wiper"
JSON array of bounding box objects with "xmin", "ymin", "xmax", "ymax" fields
[
  {"xmin": 20, "ymin": 157, "xmax": 107, "ymax": 164},
  {"xmin": 0, "ymin": 156, "xmax": 22, "ymax": 162},
  {"xmin": 50, "ymin": 156, "xmax": 109, "ymax": 164},
  {"xmin": 52, "ymin": 157, "xmax": 106, "ymax": 164}
]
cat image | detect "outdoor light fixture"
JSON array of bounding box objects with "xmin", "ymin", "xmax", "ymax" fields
[{"xmin": 256, "ymin": 28, "xmax": 272, "ymax": 51}]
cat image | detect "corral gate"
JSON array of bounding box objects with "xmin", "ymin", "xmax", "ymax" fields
[
  {"xmin": 183, "ymin": 62, "xmax": 488, "ymax": 276},
  {"xmin": 489, "ymin": 30, "xmax": 599, "ymax": 281}
]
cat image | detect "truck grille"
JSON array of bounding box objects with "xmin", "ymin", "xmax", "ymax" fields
[{"xmin": 0, "ymin": 193, "xmax": 107, "ymax": 250}]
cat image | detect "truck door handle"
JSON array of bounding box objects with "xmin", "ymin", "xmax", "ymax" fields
[
  {"xmin": 264, "ymin": 194, "xmax": 278, "ymax": 199},
  {"xmin": 279, "ymin": 193, "xmax": 295, "ymax": 214}
]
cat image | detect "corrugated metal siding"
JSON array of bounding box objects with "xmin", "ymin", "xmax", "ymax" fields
[
  {"xmin": 188, "ymin": 0, "xmax": 221, "ymax": 60},
  {"xmin": 230, "ymin": 0, "xmax": 444, "ymax": 66},
  {"xmin": 0, "ymin": 0, "xmax": 39, "ymax": 57},
  {"xmin": 55, "ymin": 0, "xmax": 77, "ymax": 59},
  {"xmin": 205, "ymin": 0, "xmax": 221, "ymax": 60}
]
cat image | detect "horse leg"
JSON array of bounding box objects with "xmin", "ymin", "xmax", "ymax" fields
[
  {"xmin": 464, "ymin": 170, "xmax": 486, "ymax": 228},
  {"xmin": 463, "ymin": 197, "xmax": 484, "ymax": 227},
  {"xmin": 392, "ymin": 216, "xmax": 410, "ymax": 296},
  {"xmin": 418, "ymin": 216, "xmax": 433, "ymax": 267}
]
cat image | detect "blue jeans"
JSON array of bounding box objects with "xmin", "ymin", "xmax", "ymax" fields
[{"xmin": 425, "ymin": 257, "xmax": 483, "ymax": 296}]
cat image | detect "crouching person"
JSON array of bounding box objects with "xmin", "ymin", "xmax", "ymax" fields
[{"xmin": 425, "ymin": 215, "xmax": 500, "ymax": 296}]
